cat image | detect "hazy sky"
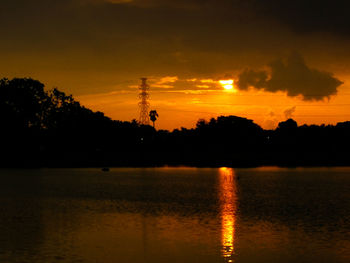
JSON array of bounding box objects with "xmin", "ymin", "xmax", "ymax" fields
[{"xmin": 2, "ymin": 0, "xmax": 350, "ymax": 130}]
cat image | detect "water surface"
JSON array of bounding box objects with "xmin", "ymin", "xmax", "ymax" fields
[{"xmin": 0, "ymin": 167, "xmax": 349, "ymax": 262}]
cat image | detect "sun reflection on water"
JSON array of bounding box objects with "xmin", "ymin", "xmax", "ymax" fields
[{"xmin": 219, "ymin": 167, "xmax": 237, "ymax": 262}]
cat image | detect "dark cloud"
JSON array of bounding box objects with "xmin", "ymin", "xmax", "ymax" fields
[
  {"xmin": 235, "ymin": 70, "xmax": 268, "ymax": 90},
  {"xmin": 0, "ymin": 0, "xmax": 346, "ymax": 57},
  {"xmin": 236, "ymin": 53, "xmax": 343, "ymax": 101},
  {"xmin": 102, "ymin": 0, "xmax": 228, "ymax": 9},
  {"xmin": 105, "ymin": 0, "xmax": 206, "ymax": 9},
  {"xmin": 0, "ymin": 0, "xmax": 349, "ymax": 96},
  {"xmin": 103, "ymin": 0, "xmax": 350, "ymax": 38},
  {"xmin": 253, "ymin": 0, "xmax": 350, "ymax": 37}
]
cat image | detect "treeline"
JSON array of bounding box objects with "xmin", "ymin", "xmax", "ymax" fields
[{"xmin": 1, "ymin": 78, "xmax": 349, "ymax": 167}]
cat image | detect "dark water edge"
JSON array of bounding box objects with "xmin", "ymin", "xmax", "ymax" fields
[{"xmin": 1, "ymin": 150, "xmax": 350, "ymax": 168}]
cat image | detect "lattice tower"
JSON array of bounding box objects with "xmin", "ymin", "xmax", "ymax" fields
[{"xmin": 138, "ymin": 78, "xmax": 150, "ymax": 125}]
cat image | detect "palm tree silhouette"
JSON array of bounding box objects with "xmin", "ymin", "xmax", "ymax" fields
[{"xmin": 149, "ymin": 110, "xmax": 159, "ymax": 128}]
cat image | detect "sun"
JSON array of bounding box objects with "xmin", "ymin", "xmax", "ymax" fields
[{"xmin": 219, "ymin": 79, "xmax": 236, "ymax": 92}]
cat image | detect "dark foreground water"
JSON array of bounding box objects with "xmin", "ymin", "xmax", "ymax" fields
[{"xmin": 0, "ymin": 167, "xmax": 349, "ymax": 263}]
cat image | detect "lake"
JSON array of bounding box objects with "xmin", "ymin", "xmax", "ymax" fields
[{"xmin": 0, "ymin": 167, "xmax": 349, "ymax": 263}]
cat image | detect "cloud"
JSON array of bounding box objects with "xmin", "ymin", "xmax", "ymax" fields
[
  {"xmin": 109, "ymin": 0, "xmax": 350, "ymax": 38},
  {"xmin": 1, "ymin": 0, "xmax": 349, "ymax": 98},
  {"xmin": 236, "ymin": 52, "xmax": 343, "ymax": 101},
  {"xmin": 173, "ymin": 78, "xmax": 222, "ymax": 91},
  {"xmin": 106, "ymin": 0, "xmax": 133, "ymax": 3},
  {"xmin": 146, "ymin": 76, "xmax": 222, "ymax": 93},
  {"xmin": 236, "ymin": 70, "xmax": 268, "ymax": 90},
  {"xmin": 284, "ymin": 106, "xmax": 296, "ymax": 119},
  {"xmin": 100, "ymin": 0, "xmax": 207, "ymax": 9},
  {"xmin": 254, "ymin": 0, "xmax": 350, "ymax": 37},
  {"xmin": 151, "ymin": 76, "xmax": 179, "ymax": 89},
  {"xmin": 200, "ymin": 79, "xmax": 215, "ymax": 83},
  {"xmin": 196, "ymin": 85, "xmax": 210, "ymax": 88},
  {"xmin": 74, "ymin": 0, "xmax": 132, "ymax": 4},
  {"xmin": 158, "ymin": 76, "xmax": 178, "ymax": 84},
  {"xmin": 263, "ymin": 111, "xmax": 278, "ymax": 130}
]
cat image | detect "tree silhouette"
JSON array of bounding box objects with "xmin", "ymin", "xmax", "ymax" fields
[
  {"xmin": 1, "ymin": 77, "xmax": 350, "ymax": 167},
  {"xmin": 149, "ymin": 110, "xmax": 159, "ymax": 128},
  {"xmin": 0, "ymin": 78, "xmax": 50, "ymax": 130}
]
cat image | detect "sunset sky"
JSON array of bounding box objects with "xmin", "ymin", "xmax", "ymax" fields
[{"xmin": 2, "ymin": 0, "xmax": 350, "ymax": 130}]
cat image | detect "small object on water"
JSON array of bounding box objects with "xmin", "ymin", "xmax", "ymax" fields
[{"xmin": 102, "ymin": 167, "xmax": 110, "ymax": 172}]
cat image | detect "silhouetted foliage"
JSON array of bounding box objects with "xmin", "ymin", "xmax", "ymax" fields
[
  {"xmin": 1, "ymin": 77, "xmax": 350, "ymax": 167},
  {"xmin": 0, "ymin": 78, "xmax": 48, "ymax": 129},
  {"xmin": 149, "ymin": 110, "xmax": 159, "ymax": 128},
  {"xmin": 277, "ymin": 118, "xmax": 298, "ymax": 130}
]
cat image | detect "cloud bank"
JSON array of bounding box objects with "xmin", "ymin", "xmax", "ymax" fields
[{"xmin": 236, "ymin": 53, "xmax": 343, "ymax": 101}]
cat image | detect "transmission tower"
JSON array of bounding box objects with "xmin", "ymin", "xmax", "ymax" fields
[{"xmin": 138, "ymin": 78, "xmax": 150, "ymax": 125}]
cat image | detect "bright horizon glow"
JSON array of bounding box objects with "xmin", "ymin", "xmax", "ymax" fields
[
  {"xmin": 219, "ymin": 80, "xmax": 236, "ymax": 92},
  {"xmin": 77, "ymin": 75, "xmax": 350, "ymax": 131}
]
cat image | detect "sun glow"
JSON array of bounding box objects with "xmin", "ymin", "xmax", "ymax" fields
[{"xmin": 219, "ymin": 80, "xmax": 236, "ymax": 92}]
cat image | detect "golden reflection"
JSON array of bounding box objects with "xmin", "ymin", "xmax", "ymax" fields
[{"xmin": 219, "ymin": 167, "xmax": 237, "ymax": 262}]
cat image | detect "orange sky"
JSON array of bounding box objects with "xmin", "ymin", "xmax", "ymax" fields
[
  {"xmin": 76, "ymin": 75, "xmax": 350, "ymax": 130},
  {"xmin": 2, "ymin": 0, "xmax": 350, "ymax": 130}
]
